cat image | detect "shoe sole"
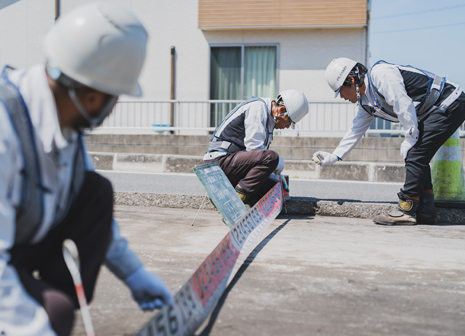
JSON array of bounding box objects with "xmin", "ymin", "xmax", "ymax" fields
[{"xmin": 373, "ymin": 220, "xmax": 416, "ymax": 226}]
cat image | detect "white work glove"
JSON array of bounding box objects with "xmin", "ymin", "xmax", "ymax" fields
[
  {"xmin": 274, "ymin": 156, "xmax": 285, "ymax": 175},
  {"xmin": 269, "ymin": 172, "xmax": 280, "ymax": 183},
  {"xmin": 124, "ymin": 267, "xmax": 173, "ymax": 311},
  {"xmin": 400, "ymin": 126, "xmax": 419, "ymax": 159},
  {"xmin": 312, "ymin": 151, "xmax": 339, "ymax": 166}
]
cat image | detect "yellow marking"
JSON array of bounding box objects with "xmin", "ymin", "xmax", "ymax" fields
[
  {"xmin": 442, "ymin": 138, "xmax": 460, "ymax": 146},
  {"xmin": 399, "ymin": 200, "xmax": 412, "ymax": 211},
  {"xmin": 237, "ymin": 193, "xmax": 247, "ymax": 202},
  {"xmin": 432, "ymin": 160, "xmax": 465, "ymax": 200}
]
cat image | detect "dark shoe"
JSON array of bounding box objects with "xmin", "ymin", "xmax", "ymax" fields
[
  {"xmin": 373, "ymin": 192, "xmax": 419, "ymax": 226},
  {"xmin": 416, "ymin": 192, "xmax": 437, "ymax": 224}
]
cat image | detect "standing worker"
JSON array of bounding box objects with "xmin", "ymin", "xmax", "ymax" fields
[
  {"xmin": 313, "ymin": 58, "xmax": 464, "ymax": 225},
  {"xmin": 0, "ymin": 4, "xmax": 172, "ymax": 336},
  {"xmin": 204, "ymin": 90, "xmax": 309, "ymax": 205}
]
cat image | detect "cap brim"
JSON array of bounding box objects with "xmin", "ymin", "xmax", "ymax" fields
[{"xmin": 334, "ymin": 86, "xmax": 341, "ymax": 98}]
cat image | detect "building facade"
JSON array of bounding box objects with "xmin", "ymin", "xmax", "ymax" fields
[{"xmin": 0, "ymin": 0, "xmax": 369, "ymax": 135}]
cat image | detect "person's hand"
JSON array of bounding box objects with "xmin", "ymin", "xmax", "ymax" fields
[
  {"xmin": 124, "ymin": 267, "xmax": 173, "ymax": 311},
  {"xmin": 274, "ymin": 156, "xmax": 285, "ymax": 175},
  {"xmin": 312, "ymin": 151, "xmax": 339, "ymax": 166},
  {"xmin": 269, "ymin": 173, "xmax": 280, "ymax": 183}
]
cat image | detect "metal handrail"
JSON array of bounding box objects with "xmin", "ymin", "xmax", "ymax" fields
[{"xmin": 93, "ymin": 100, "xmax": 465, "ymax": 137}]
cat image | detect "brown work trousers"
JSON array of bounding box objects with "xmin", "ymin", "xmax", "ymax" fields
[
  {"xmin": 206, "ymin": 149, "xmax": 279, "ymax": 204},
  {"xmin": 9, "ymin": 172, "xmax": 113, "ymax": 336}
]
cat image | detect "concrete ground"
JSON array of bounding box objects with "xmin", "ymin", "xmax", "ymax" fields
[{"xmin": 72, "ymin": 206, "xmax": 465, "ymax": 336}]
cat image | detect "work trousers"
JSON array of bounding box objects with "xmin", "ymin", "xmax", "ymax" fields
[
  {"xmin": 207, "ymin": 149, "xmax": 279, "ymax": 204},
  {"xmin": 403, "ymin": 93, "xmax": 465, "ymax": 196},
  {"xmin": 9, "ymin": 172, "xmax": 114, "ymax": 336}
]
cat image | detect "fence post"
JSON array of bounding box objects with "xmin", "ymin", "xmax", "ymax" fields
[{"xmin": 170, "ymin": 46, "xmax": 175, "ymax": 134}]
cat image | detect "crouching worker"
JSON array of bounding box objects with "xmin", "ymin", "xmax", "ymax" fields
[
  {"xmin": 313, "ymin": 57, "xmax": 464, "ymax": 226},
  {"xmin": 204, "ymin": 90, "xmax": 309, "ymax": 206},
  {"xmin": 0, "ymin": 4, "xmax": 172, "ymax": 336}
]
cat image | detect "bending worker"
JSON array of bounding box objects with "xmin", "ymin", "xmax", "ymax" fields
[
  {"xmin": 0, "ymin": 4, "xmax": 172, "ymax": 336},
  {"xmin": 313, "ymin": 58, "xmax": 464, "ymax": 226},
  {"xmin": 204, "ymin": 90, "xmax": 309, "ymax": 205}
]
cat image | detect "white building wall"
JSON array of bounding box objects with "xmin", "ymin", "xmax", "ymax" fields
[
  {"xmin": 0, "ymin": 0, "xmax": 366, "ymax": 103},
  {"xmin": 204, "ymin": 28, "xmax": 367, "ymax": 102},
  {"xmin": 0, "ymin": 0, "xmax": 366, "ymax": 135},
  {"xmin": 0, "ymin": 0, "xmax": 53, "ymax": 68}
]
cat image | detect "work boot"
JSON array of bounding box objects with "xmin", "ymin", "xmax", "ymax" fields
[
  {"xmin": 373, "ymin": 192, "xmax": 419, "ymax": 226},
  {"xmin": 235, "ymin": 185, "xmax": 250, "ymax": 204},
  {"xmin": 416, "ymin": 192, "xmax": 437, "ymax": 224}
]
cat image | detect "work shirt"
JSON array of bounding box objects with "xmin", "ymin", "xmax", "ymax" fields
[
  {"xmin": 0, "ymin": 66, "xmax": 142, "ymax": 333},
  {"xmin": 203, "ymin": 98, "xmax": 275, "ymax": 161},
  {"xmin": 333, "ymin": 62, "xmax": 462, "ymax": 160}
]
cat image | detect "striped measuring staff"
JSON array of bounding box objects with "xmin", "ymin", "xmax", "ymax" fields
[{"xmin": 135, "ymin": 180, "xmax": 284, "ymax": 336}]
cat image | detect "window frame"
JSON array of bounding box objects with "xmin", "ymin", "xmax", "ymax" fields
[{"xmin": 208, "ymin": 43, "xmax": 280, "ymax": 100}]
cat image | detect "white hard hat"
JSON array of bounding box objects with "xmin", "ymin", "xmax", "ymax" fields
[
  {"xmin": 43, "ymin": 2, "xmax": 148, "ymax": 96},
  {"xmin": 324, "ymin": 58, "xmax": 357, "ymax": 98},
  {"xmin": 278, "ymin": 89, "xmax": 309, "ymax": 129}
]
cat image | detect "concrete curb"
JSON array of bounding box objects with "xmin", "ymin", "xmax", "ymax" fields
[
  {"xmin": 114, "ymin": 192, "xmax": 465, "ymax": 225},
  {"xmin": 91, "ymin": 152, "xmax": 406, "ymax": 183}
]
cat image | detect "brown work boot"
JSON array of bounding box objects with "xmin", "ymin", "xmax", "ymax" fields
[{"xmin": 373, "ymin": 192, "xmax": 419, "ymax": 226}]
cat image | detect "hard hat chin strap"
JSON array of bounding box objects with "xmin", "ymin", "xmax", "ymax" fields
[
  {"xmin": 68, "ymin": 87, "xmax": 117, "ymax": 131},
  {"xmin": 47, "ymin": 63, "xmax": 117, "ymax": 131},
  {"xmin": 348, "ymin": 63, "xmax": 367, "ymax": 107},
  {"xmin": 273, "ymin": 96, "xmax": 286, "ymax": 121}
]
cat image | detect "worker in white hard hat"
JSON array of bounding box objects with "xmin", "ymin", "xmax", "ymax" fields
[
  {"xmin": 204, "ymin": 90, "xmax": 309, "ymax": 205},
  {"xmin": 313, "ymin": 57, "xmax": 465, "ymax": 226},
  {"xmin": 0, "ymin": 3, "xmax": 173, "ymax": 336}
]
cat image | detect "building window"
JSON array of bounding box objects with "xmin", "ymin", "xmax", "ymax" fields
[{"xmin": 210, "ymin": 45, "xmax": 277, "ymax": 126}]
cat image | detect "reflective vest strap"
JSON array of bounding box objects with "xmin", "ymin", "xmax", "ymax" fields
[
  {"xmin": 0, "ymin": 67, "xmax": 44, "ymax": 245},
  {"xmin": 0, "ymin": 66, "xmax": 86, "ymax": 244},
  {"xmin": 368, "ymin": 60, "xmax": 445, "ymax": 120},
  {"xmin": 417, "ymin": 75, "xmax": 445, "ymax": 117},
  {"xmin": 208, "ymin": 96, "xmax": 269, "ymax": 155},
  {"xmin": 208, "ymin": 139, "xmax": 242, "ymax": 153}
]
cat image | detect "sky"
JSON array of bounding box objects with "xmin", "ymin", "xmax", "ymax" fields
[{"xmin": 368, "ymin": 0, "xmax": 465, "ymax": 88}]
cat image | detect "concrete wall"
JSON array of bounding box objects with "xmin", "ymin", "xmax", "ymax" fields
[
  {"xmin": 0, "ymin": 0, "xmax": 366, "ymax": 103},
  {"xmin": 89, "ymin": 151, "xmax": 407, "ymax": 183},
  {"xmin": 86, "ymin": 134, "xmax": 409, "ymax": 163},
  {"xmin": 86, "ymin": 134, "xmax": 465, "ymax": 165}
]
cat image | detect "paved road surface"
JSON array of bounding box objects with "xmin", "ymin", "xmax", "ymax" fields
[
  {"xmin": 100, "ymin": 171, "xmax": 402, "ymax": 203},
  {"xmin": 71, "ymin": 206, "xmax": 465, "ymax": 336}
]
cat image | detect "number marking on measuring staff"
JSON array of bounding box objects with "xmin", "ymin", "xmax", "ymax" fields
[{"xmin": 135, "ymin": 181, "xmax": 284, "ymax": 336}]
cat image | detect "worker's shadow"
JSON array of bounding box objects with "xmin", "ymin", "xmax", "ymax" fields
[{"xmin": 197, "ymin": 218, "xmax": 295, "ymax": 336}]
